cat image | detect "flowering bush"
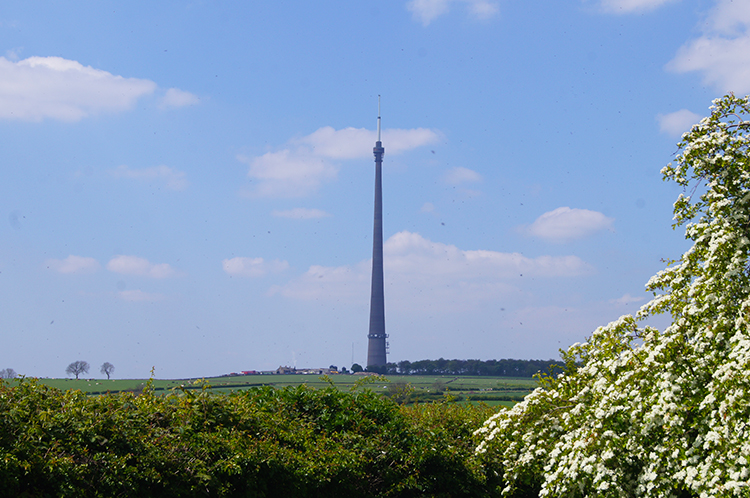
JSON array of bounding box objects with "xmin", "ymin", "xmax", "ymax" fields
[{"xmin": 475, "ymin": 94, "xmax": 750, "ymax": 497}]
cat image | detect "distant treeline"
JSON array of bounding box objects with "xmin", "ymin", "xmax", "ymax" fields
[{"xmin": 366, "ymin": 358, "xmax": 561, "ymax": 377}]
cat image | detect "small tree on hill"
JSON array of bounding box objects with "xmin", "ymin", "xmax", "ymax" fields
[
  {"xmin": 66, "ymin": 360, "xmax": 90, "ymax": 380},
  {"xmin": 100, "ymin": 362, "xmax": 115, "ymax": 379},
  {"xmin": 0, "ymin": 368, "xmax": 17, "ymax": 379}
]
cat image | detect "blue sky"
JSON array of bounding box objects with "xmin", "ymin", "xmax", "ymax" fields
[{"xmin": 1, "ymin": 0, "xmax": 747, "ymax": 379}]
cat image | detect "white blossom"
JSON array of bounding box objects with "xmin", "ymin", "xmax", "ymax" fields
[{"xmin": 475, "ymin": 94, "xmax": 750, "ymax": 497}]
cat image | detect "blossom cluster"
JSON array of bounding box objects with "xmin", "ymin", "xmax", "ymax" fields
[{"xmin": 475, "ymin": 94, "xmax": 750, "ymax": 497}]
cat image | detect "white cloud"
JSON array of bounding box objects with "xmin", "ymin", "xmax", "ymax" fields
[
  {"xmin": 708, "ymin": 0, "xmax": 750, "ymax": 34},
  {"xmin": 385, "ymin": 231, "xmax": 590, "ymax": 277},
  {"xmin": 667, "ymin": 0, "xmax": 750, "ymax": 93},
  {"xmin": 443, "ymin": 166, "xmax": 482, "ymax": 185},
  {"xmin": 0, "ymin": 56, "xmax": 156, "ymax": 122},
  {"xmin": 407, "ymin": 0, "xmax": 499, "ymax": 26},
  {"xmin": 272, "ymin": 208, "xmax": 331, "ymax": 219},
  {"xmin": 159, "ymin": 88, "xmax": 200, "ymax": 109},
  {"xmin": 657, "ymin": 109, "xmax": 701, "ymax": 137},
  {"xmin": 525, "ymin": 207, "xmax": 614, "ymax": 243},
  {"xmin": 118, "ymin": 290, "xmax": 165, "ymax": 302},
  {"xmin": 46, "ymin": 255, "xmax": 100, "ymax": 274},
  {"xmin": 240, "ymin": 126, "xmax": 439, "ymax": 198},
  {"xmin": 408, "ymin": 0, "xmax": 450, "ymax": 25},
  {"xmin": 106, "ymin": 255, "xmax": 177, "ymax": 278},
  {"xmin": 597, "ymin": 0, "xmax": 679, "ymax": 14},
  {"xmin": 382, "ymin": 128, "xmax": 441, "ymax": 154},
  {"xmin": 294, "ymin": 126, "xmax": 374, "ymax": 159},
  {"xmin": 222, "ymin": 257, "xmax": 289, "ymax": 277},
  {"xmin": 239, "ymin": 150, "xmax": 338, "ymax": 198},
  {"xmin": 272, "ymin": 231, "xmax": 592, "ymax": 310},
  {"xmin": 110, "ymin": 165, "xmax": 188, "ymax": 191},
  {"xmin": 467, "ymin": 0, "xmax": 500, "ymax": 19},
  {"xmin": 295, "ymin": 126, "xmax": 440, "ymax": 159},
  {"xmin": 271, "ymin": 262, "xmax": 370, "ymax": 301}
]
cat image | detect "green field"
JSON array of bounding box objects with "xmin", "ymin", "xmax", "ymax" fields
[{"xmin": 29, "ymin": 374, "xmax": 536, "ymax": 406}]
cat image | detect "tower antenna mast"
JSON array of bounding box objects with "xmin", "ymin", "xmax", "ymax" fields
[{"xmin": 377, "ymin": 95, "xmax": 381, "ymax": 142}]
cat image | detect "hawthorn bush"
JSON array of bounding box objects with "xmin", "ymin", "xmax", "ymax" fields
[
  {"xmin": 474, "ymin": 95, "xmax": 750, "ymax": 497},
  {"xmin": 0, "ymin": 377, "xmax": 497, "ymax": 497}
]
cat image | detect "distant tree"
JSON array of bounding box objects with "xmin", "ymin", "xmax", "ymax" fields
[
  {"xmin": 366, "ymin": 364, "xmax": 386, "ymax": 374},
  {"xmin": 0, "ymin": 368, "xmax": 17, "ymax": 379},
  {"xmin": 351, "ymin": 363, "xmax": 363, "ymax": 373},
  {"xmin": 389, "ymin": 358, "xmax": 559, "ymax": 377},
  {"xmin": 397, "ymin": 360, "xmax": 412, "ymax": 374},
  {"xmin": 328, "ymin": 364, "xmax": 338, "ymax": 371},
  {"xmin": 386, "ymin": 381, "xmax": 413, "ymax": 404},
  {"xmin": 100, "ymin": 362, "xmax": 115, "ymax": 379},
  {"xmin": 66, "ymin": 360, "xmax": 90, "ymax": 380}
]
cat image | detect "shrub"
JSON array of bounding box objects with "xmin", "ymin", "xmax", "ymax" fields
[{"xmin": 0, "ymin": 378, "xmax": 500, "ymax": 497}]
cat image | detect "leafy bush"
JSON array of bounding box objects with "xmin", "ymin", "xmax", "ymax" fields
[{"xmin": 0, "ymin": 377, "xmax": 499, "ymax": 497}]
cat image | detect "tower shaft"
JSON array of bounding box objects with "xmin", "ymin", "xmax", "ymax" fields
[{"xmin": 367, "ymin": 135, "xmax": 387, "ymax": 368}]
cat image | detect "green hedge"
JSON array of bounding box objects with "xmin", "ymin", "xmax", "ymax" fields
[{"xmin": 0, "ymin": 378, "xmax": 499, "ymax": 498}]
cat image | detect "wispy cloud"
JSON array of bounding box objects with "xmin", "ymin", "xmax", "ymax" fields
[
  {"xmin": 5, "ymin": 47, "xmax": 22, "ymax": 61},
  {"xmin": 295, "ymin": 126, "xmax": 440, "ymax": 159},
  {"xmin": 385, "ymin": 231, "xmax": 591, "ymax": 277},
  {"xmin": 159, "ymin": 88, "xmax": 200, "ymax": 109},
  {"xmin": 272, "ymin": 231, "xmax": 592, "ymax": 311},
  {"xmin": 240, "ymin": 126, "xmax": 439, "ymax": 198},
  {"xmin": 667, "ymin": 0, "xmax": 750, "ymax": 93},
  {"xmin": 272, "ymin": 208, "xmax": 331, "ymax": 219},
  {"xmin": 46, "ymin": 255, "xmax": 100, "ymax": 274},
  {"xmin": 657, "ymin": 109, "xmax": 701, "ymax": 137},
  {"xmin": 597, "ymin": 0, "xmax": 680, "ymax": 14},
  {"xmin": 0, "ymin": 56, "xmax": 156, "ymax": 122},
  {"xmin": 407, "ymin": 0, "xmax": 499, "ymax": 26},
  {"xmin": 524, "ymin": 207, "xmax": 614, "ymax": 243},
  {"xmin": 238, "ymin": 150, "xmax": 338, "ymax": 198},
  {"xmin": 107, "ymin": 255, "xmax": 178, "ymax": 278},
  {"xmin": 271, "ymin": 263, "xmax": 370, "ymax": 301},
  {"xmin": 442, "ymin": 166, "xmax": 482, "ymax": 185},
  {"xmin": 110, "ymin": 165, "xmax": 188, "ymax": 191},
  {"xmin": 118, "ymin": 289, "xmax": 165, "ymax": 302},
  {"xmin": 222, "ymin": 257, "xmax": 289, "ymax": 278},
  {"xmin": 609, "ymin": 293, "xmax": 646, "ymax": 306}
]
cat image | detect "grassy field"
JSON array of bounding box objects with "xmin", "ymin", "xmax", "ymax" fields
[{"xmin": 23, "ymin": 373, "xmax": 537, "ymax": 407}]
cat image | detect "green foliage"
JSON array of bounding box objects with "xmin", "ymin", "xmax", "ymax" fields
[
  {"xmin": 387, "ymin": 381, "xmax": 415, "ymax": 404},
  {"xmin": 0, "ymin": 377, "xmax": 499, "ymax": 497},
  {"xmin": 366, "ymin": 364, "xmax": 387, "ymax": 374},
  {"xmin": 393, "ymin": 359, "xmax": 561, "ymax": 377},
  {"xmin": 475, "ymin": 94, "xmax": 750, "ymax": 497}
]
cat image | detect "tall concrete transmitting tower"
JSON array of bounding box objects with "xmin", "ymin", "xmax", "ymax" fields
[{"xmin": 367, "ymin": 97, "xmax": 388, "ymax": 368}]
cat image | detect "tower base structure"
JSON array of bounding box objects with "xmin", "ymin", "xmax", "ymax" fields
[{"xmin": 367, "ymin": 333, "xmax": 388, "ymax": 369}]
